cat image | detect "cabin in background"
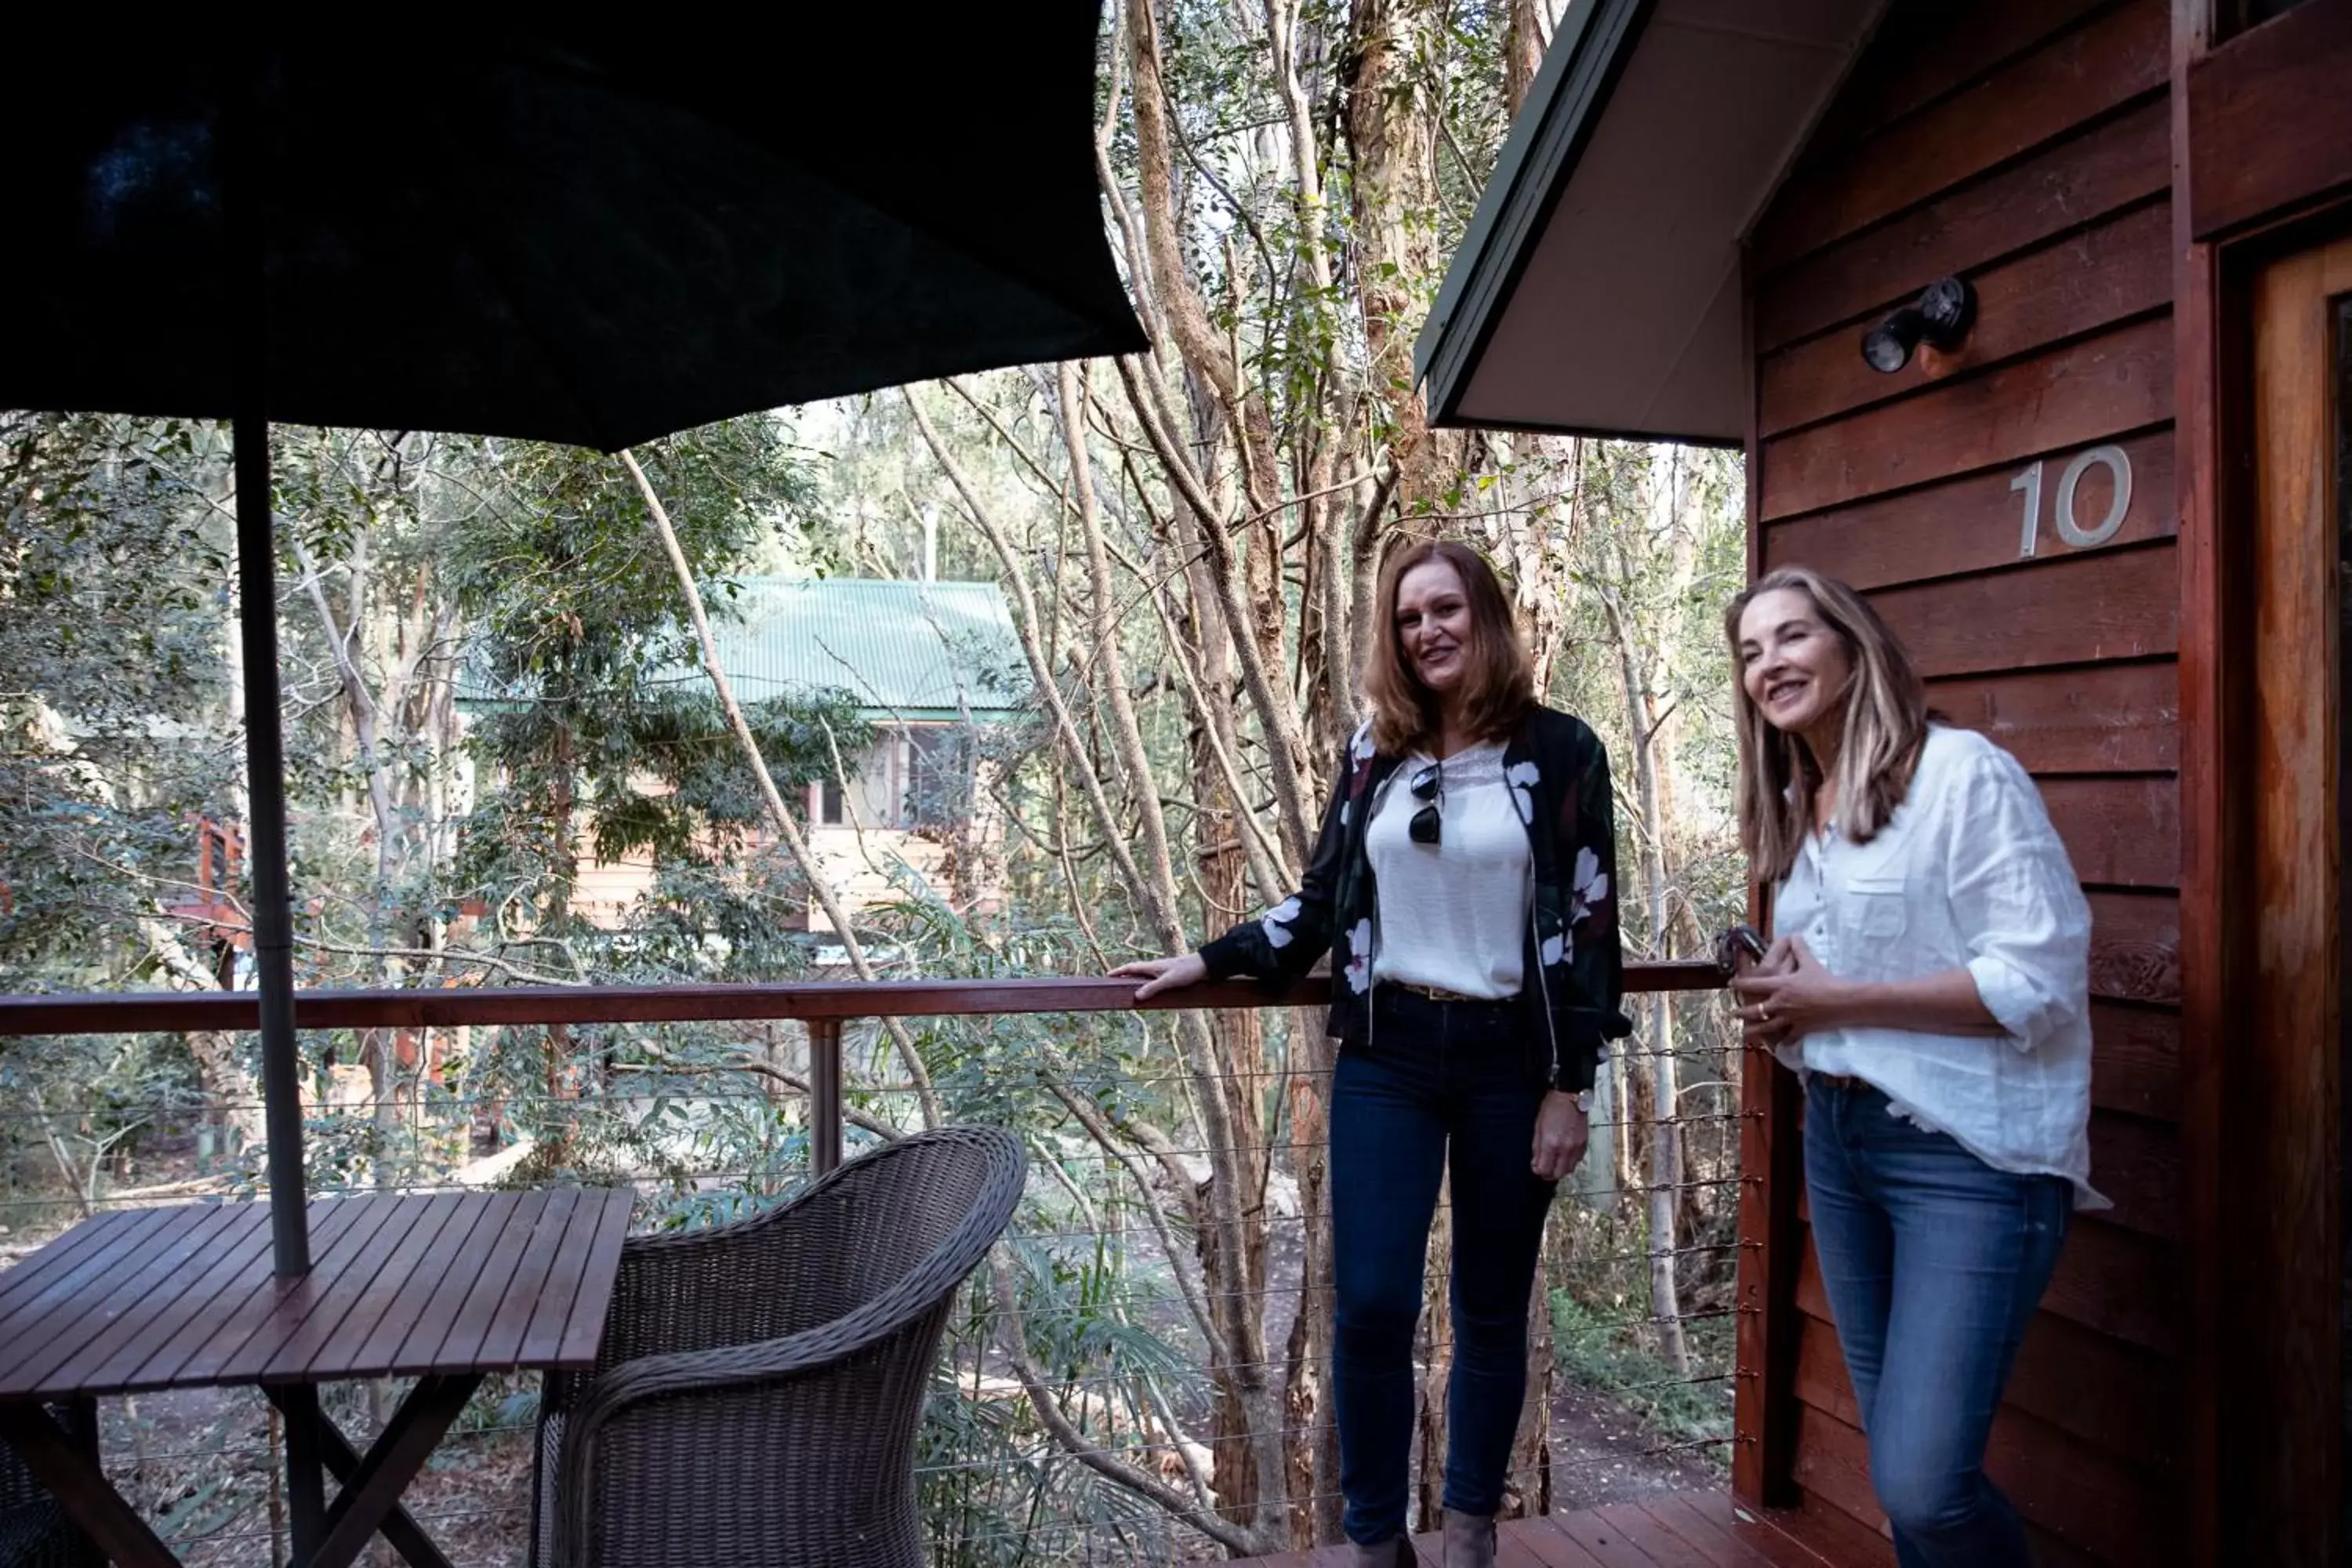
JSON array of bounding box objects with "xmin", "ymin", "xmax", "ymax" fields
[
  {"xmin": 461, "ymin": 576, "xmax": 1025, "ymax": 933},
  {"xmin": 741, "ymin": 577, "xmax": 1024, "ymax": 932},
  {"xmin": 1415, "ymin": 2, "xmax": 2352, "ymax": 1562}
]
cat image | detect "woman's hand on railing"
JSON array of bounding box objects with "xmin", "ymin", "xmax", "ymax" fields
[{"xmin": 1109, "ymin": 953, "xmax": 1208, "ymax": 1001}]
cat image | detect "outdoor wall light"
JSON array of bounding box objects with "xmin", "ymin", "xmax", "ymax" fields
[{"xmin": 1860, "ymin": 276, "xmax": 1976, "ymax": 373}]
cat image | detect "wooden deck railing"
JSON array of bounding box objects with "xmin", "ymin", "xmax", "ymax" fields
[{"xmin": 0, "ymin": 960, "xmax": 1730, "ymax": 1174}]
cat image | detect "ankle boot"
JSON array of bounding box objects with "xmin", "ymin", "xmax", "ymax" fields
[
  {"xmin": 1351, "ymin": 1537, "xmax": 1411, "ymax": 1568},
  {"xmin": 1443, "ymin": 1509, "xmax": 1497, "ymax": 1568}
]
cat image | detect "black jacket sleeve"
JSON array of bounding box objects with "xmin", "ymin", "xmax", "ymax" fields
[{"xmin": 1552, "ymin": 731, "xmax": 1632, "ymax": 1092}]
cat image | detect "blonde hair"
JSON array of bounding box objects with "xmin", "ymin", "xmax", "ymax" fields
[
  {"xmin": 1363, "ymin": 539, "xmax": 1534, "ymax": 757},
  {"xmin": 1724, "ymin": 566, "xmax": 1928, "ymax": 884}
]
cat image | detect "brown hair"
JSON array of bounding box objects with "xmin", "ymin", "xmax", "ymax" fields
[
  {"xmin": 1363, "ymin": 539, "xmax": 1534, "ymax": 756},
  {"xmin": 1724, "ymin": 566, "xmax": 1929, "ymax": 884}
]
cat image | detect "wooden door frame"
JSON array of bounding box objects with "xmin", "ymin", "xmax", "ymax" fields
[
  {"xmin": 2176, "ymin": 191, "xmax": 2352, "ymax": 1568},
  {"xmin": 2174, "ymin": 6, "xmax": 2352, "ymax": 1558},
  {"xmin": 2238, "ymin": 222, "xmax": 2347, "ymax": 1567}
]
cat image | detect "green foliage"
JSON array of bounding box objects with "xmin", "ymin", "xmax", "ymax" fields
[
  {"xmin": 0, "ymin": 413, "xmax": 238, "ymax": 986},
  {"xmin": 1550, "ymin": 1290, "xmax": 1735, "ymax": 1464}
]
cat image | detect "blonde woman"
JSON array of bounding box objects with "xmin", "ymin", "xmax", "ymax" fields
[
  {"xmin": 1726, "ymin": 566, "xmax": 2102, "ymax": 1568},
  {"xmin": 1115, "ymin": 541, "xmax": 1628, "ymax": 1568}
]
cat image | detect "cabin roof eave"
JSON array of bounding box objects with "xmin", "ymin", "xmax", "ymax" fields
[{"xmin": 1414, "ymin": 0, "xmax": 1889, "ymax": 443}]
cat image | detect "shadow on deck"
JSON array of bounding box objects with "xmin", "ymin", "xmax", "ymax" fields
[{"xmin": 1200, "ymin": 1490, "xmax": 1894, "ymax": 1567}]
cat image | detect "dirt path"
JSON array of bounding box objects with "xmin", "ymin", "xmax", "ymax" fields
[{"xmin": 1546, "ymin": 1381, "xmax": 1722, "ymax": 1510}]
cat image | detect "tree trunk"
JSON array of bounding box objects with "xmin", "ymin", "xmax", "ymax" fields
[
  {"xmin": 293, "ymin": 528, "xmax": 420, "ymax": 1186},
  {"xmin": 1415, "ymin": 1187, "xmax": 1453, "ymax": 1530},
  {"xmin": 1503, "ymin": 1271, "xmax": 1554, "ymax": 1520},
  {"xmin": 1092, "ymin": 361, "xmax": 1288, "ymax": 1540},
  {"xmin": 1283, "ymin": 1008, "xmax": 1342, "ymax": 1545},
  {"xmin": 1503, "ymin": 0, "xmax": 1548, "ymax": 122},
  {"xmin": 1634, "ymin": 822, "xmax": 1691, "ymax": 1377},
  {"xmin": 187, "ymin": 1031, "xmax": 264, "ymax": 1152},
  {"xmin": 213, "ymin": 517, "xmax": 270, "ymax": 1159},
  {"xmin": 137, "ymin": 916, "xmax": 266, "ymax": 1152},
  {"xmin": 543, "ymin": 724, "xmax": 577, "ymax": 1165},
  {"xmin": 1187, "ymin": 593, "xmax": 1273, "ymax": 1532},
  {"xmin": 1604, "ymin": 519, "xmax": 1693, "ymax": 1379},
  {"xmin": 1176, "ymin": 539, "xmax": 1280, "ymax": 1530},
  {"xmin": 907, "ymin": 393, "xmax": 1287, "ymax": 1551},
  {"xmin": 1613, "ymin": 1047, "xmax": 1642, "ymax": 1195},
  {"xmin": 1347, "ymin": 0, "xmax": 1454, "ymax": 526}
]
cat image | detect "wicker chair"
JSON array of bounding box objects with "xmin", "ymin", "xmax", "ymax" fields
[
  {"xmin": 530, "ymin": 1125, "xmax": 1026, "ymax": 1567},
  {"xmin": 0, "ymin": 1427, "xmax": 100, "ymax": 1568}
]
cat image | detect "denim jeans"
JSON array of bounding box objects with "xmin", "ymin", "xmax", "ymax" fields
[
  {"xmin": 1330, "ymin": 989, "xmax": 1556, "ymax": 1545},
  {"xmin": 1803, "ymin": 1076, "xmax": 2071, "ymax": 1568}
]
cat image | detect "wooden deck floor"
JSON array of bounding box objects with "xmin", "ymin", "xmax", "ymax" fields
[{"xmin": 1202, "ymin": 1490, "xmax": 1893, "ymax": 1568}]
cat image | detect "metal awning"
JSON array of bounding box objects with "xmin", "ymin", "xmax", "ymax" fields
[{"xmin": 1413, "ymin": 0, "xmax": 1886, "ymax": 444}]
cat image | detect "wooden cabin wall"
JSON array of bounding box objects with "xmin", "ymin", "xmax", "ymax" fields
[{"xmin": 1746, "ymin": 2, "xmax": 2180, "ymax": 1562}]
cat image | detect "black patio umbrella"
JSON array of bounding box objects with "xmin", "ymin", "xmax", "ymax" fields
[{"xmin": 0, "ymin": 16, "xmax": 1144, "ymax": 1280}]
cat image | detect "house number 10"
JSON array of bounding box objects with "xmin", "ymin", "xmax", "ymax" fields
[{"xmin": 2012, "ymin": 445, "xmax": 2132, "ymax": 557}]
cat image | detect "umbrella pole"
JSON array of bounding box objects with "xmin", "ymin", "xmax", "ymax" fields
[
  {"xmin": 221, "ymin": 45, "xmax": 309, "ymax": 1283},
  {"xmin": 234, "ymin": 419, "xmax": 329, "ymax": 1565},
  {"xmin": 231, "ymin": 411, "xmax": 310, "ymax": 1279},
  {"xmin": 226, "ymin": 67, "xmax": 328, "ymax": 1558}
]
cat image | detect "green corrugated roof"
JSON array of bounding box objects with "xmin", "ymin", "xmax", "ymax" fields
[
  {"xmin": 688, "ymin": 578, "xmax": 1025, "ymax": 720},
  {"xmin": 459, "ymin": 577, "xmax": 1028, "ymax": 721}
]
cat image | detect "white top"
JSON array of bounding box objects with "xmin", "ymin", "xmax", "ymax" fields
[
  {"xmin": 1366, "ymin": 741, "xmax": 1534, "ymax": 999},
  {"xmin": 1773, "ymin": 724, "xmax": 2105, "ymax": 1208}
]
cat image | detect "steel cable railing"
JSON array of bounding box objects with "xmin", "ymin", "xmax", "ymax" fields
[{"xmin": 0, "ymin": 961, "xmax": 1744, "ymax": 1564}]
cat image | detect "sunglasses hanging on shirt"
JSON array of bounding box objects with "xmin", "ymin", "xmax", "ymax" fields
[{"xmin": 1409, "ymin": 760, "xmax": 1443, "ymax": 845}]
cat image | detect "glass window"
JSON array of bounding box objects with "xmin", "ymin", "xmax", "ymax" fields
[{"xmin": 902, "ymin": 728, "xmax": 970, "ymax": 829}]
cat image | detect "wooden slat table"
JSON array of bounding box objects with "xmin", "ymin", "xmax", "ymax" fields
[{"xmin": 0, "ymin": 1188, "xmax": 633, "ymax": 1568}]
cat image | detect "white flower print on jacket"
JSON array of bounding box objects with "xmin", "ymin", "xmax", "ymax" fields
[
  {"xmin": 1570, "ymin": 846, "xmax": 1610, "ymax": 924},
  {"xmin": 1340, "ymin": 723, "xmax": 1377, "ymax": 828},
  {"xmin": 1541, "ymin": 844, "xmax": 1613, "ymax": 969},
  {"xmin": 1341, "ymin": 919, "xmax": 1374, "ymax": 994},
  {"xmin": 1507, "ymin": 760, "xmax": 1541, "ymax": 825},
  {"xmin": 1261, "ymin": 896, "xmax": 1302, "ymax": 949}
]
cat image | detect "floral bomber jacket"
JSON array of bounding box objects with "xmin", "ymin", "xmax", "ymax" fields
[{"xmin": 1198, "ymin": 704, "xmax": 1631, "ymax": 1093}]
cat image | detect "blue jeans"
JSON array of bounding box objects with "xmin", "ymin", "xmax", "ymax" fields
[
  {"xmin": 1803, "ymin": 1076, "xmax": 2070, "ymax": 1568},
  {"xmin": 1330, "ymin": 990, "xmax": 1556, "ymax": 1545}
]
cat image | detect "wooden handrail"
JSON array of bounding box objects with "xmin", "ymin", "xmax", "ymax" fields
[
  {"xmin": 2, "ymin": 962, "xmax": 1734, "ymax": 1178},
  {"xmin": 0, "ymin": 961, "xmax": 1727, "ymax": 1038}
]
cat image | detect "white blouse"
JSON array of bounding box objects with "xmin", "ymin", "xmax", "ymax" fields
[
  {"xmin": 1366, "ymin": 741, "xmax": 1533, "ymax": 999},
  {"xmin": 1771, "ymin": 724, "xmax": 2106, "ymax": 1208}
]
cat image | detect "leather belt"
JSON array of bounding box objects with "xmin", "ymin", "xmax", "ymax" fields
[
  {"xmin": 1390, "ymin": 981, "xmax": 1486, "ymax": 1004},
  {"xmin": 1812, "ymin": 1072, "xmax": 1866, "ymax": 1092}
]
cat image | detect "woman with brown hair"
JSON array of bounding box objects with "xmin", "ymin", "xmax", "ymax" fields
[
  {"xmin": 1725, "ymin": 566, "xmax": 2101, "ymax": 1568},
  {"xmin": 1114, "ymin": 540, "xmax": 1628, "ymax": 1567}
]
